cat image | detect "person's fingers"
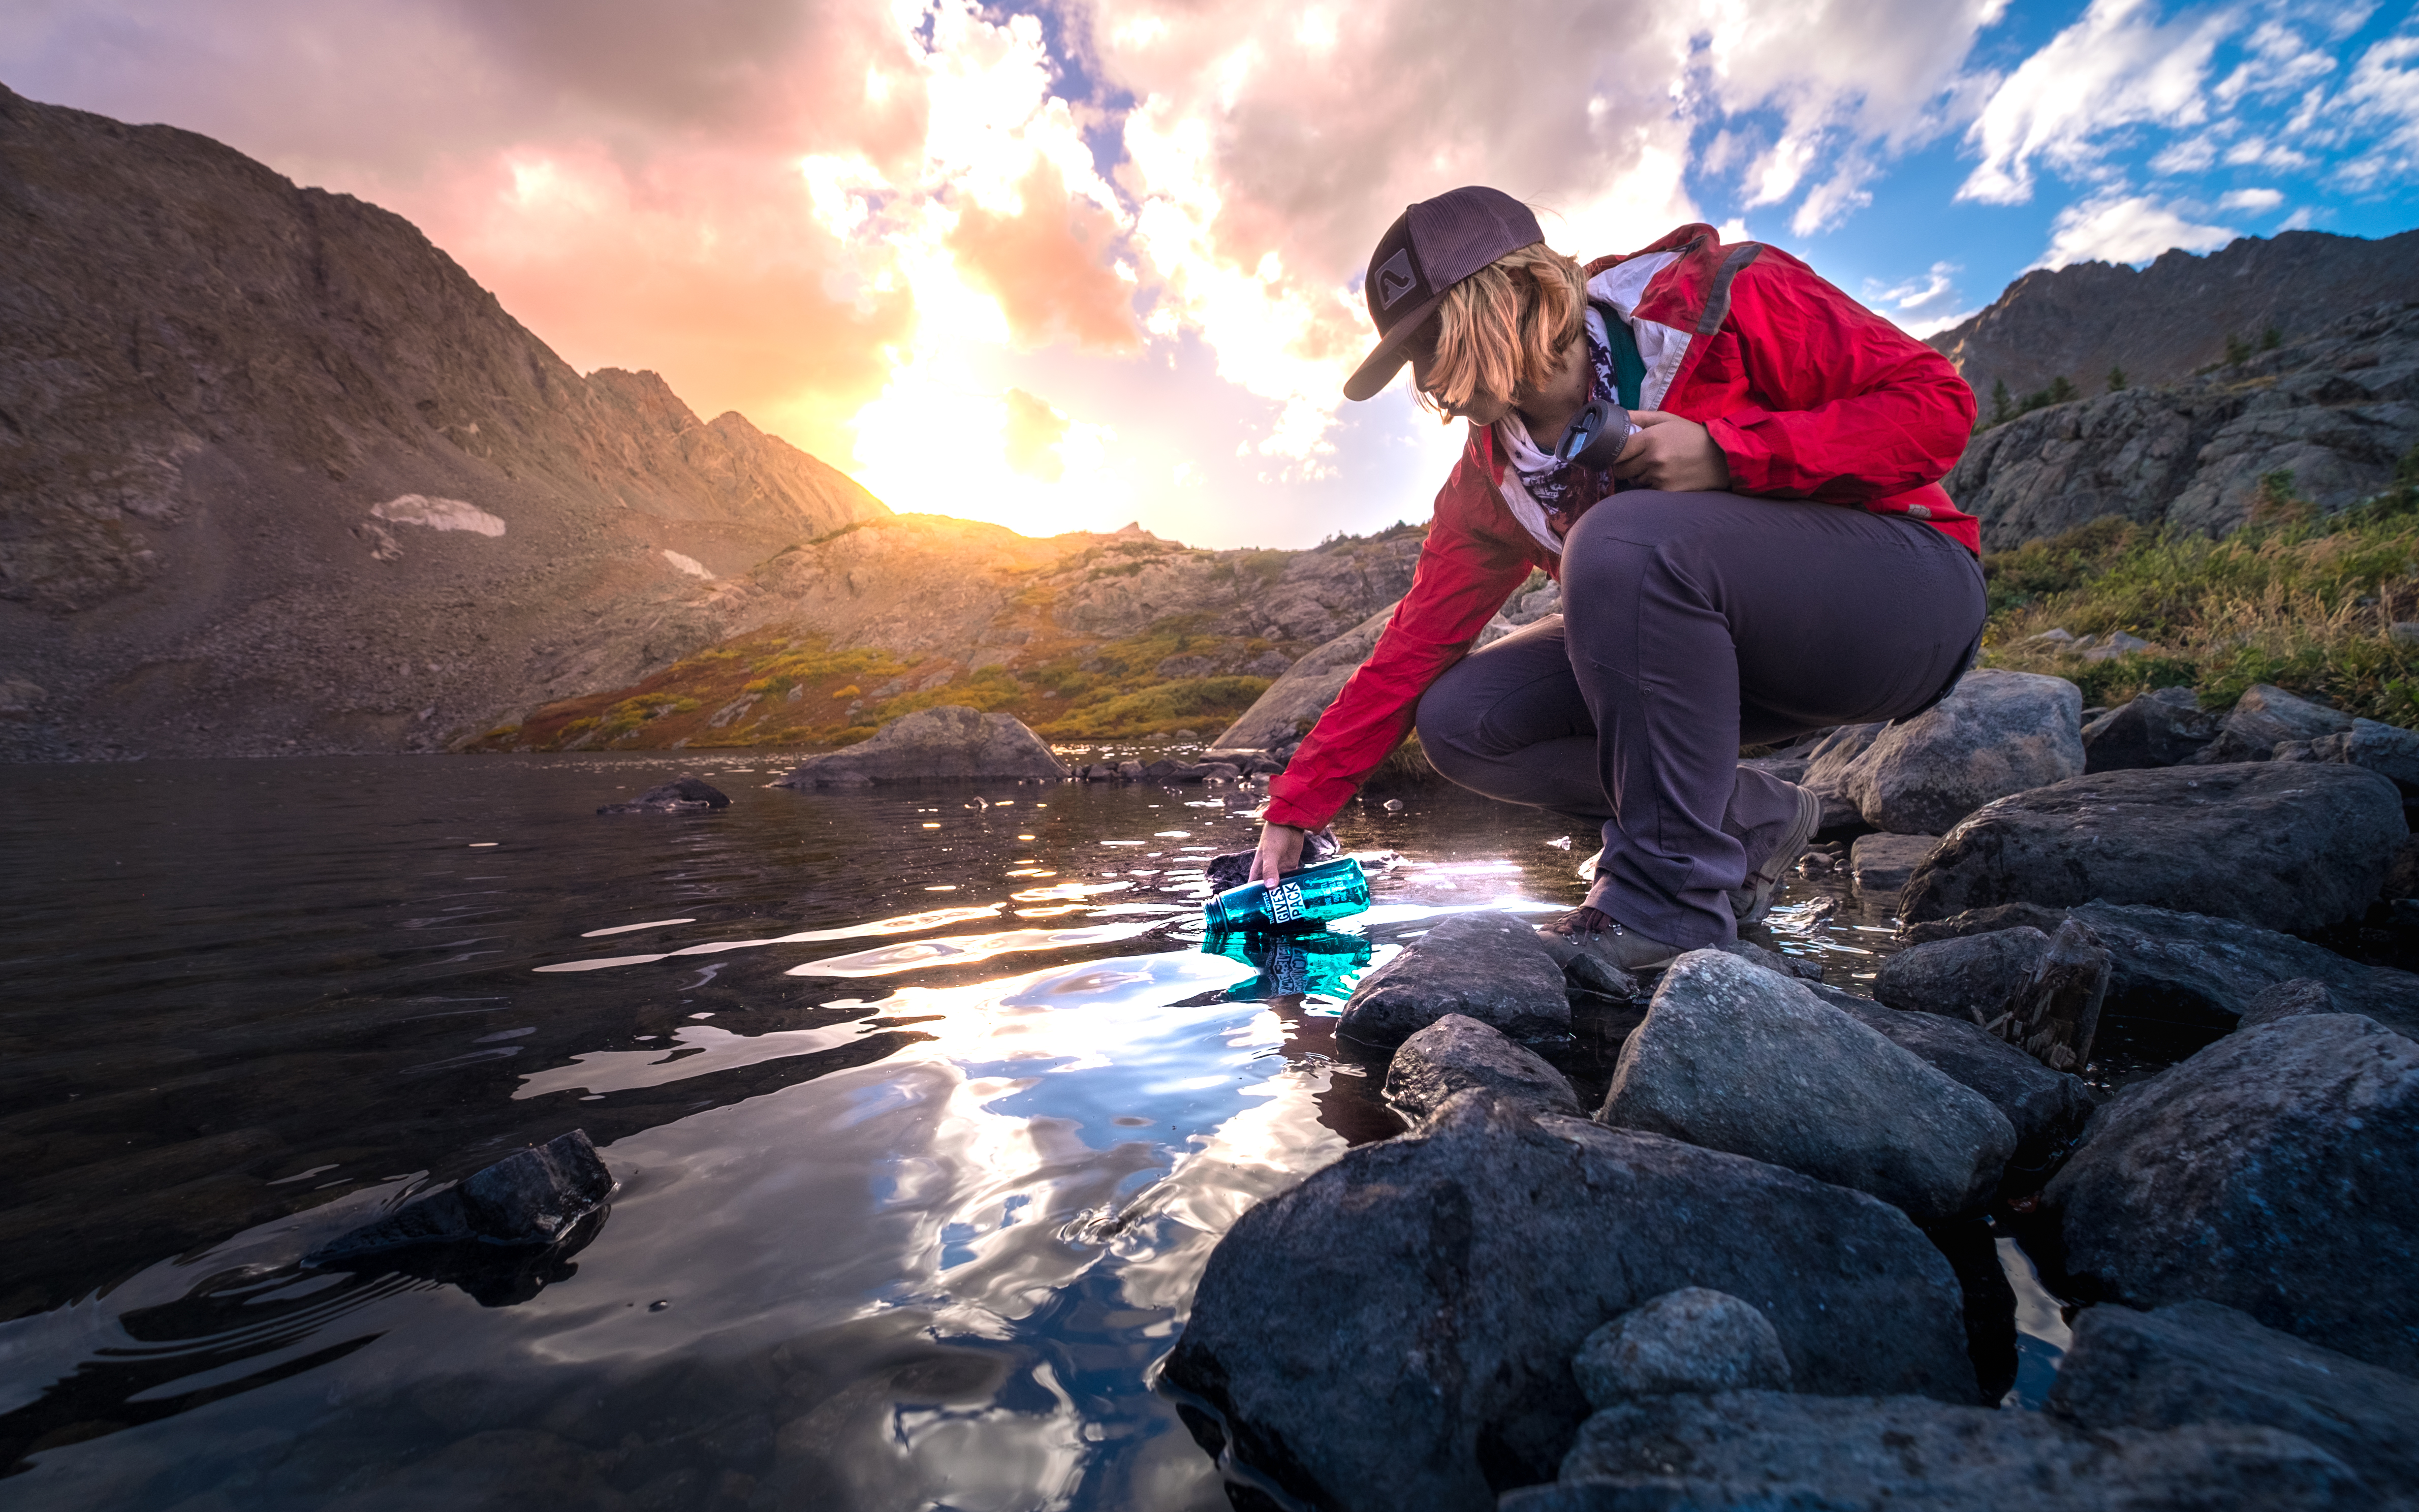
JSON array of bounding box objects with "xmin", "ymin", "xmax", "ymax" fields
[{"xmin": 1627, "ymin": 410, "xmax": 1678, "ymax": 427}]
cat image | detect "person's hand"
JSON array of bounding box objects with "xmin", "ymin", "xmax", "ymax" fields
[
  {"xmin": 1611, "ymin": 411, "xmax": 1733, "ymax": 493},
  {"xmin": 1248, "ymin": 822, "xmax": 1307, "ymax": 884}
]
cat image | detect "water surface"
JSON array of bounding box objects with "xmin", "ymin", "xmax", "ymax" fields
[{"xmin": 0, "ymin": 753, "xmax": 2075, "ymax": 1507}]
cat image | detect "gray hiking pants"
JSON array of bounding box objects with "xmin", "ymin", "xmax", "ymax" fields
[{"xmin": 1413, "ymin": 490, "xmax": 1986, "ymax": 949}]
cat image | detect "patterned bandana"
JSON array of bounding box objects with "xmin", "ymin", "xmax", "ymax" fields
[{"xmin": 1495, "ymin": 311, "xmax": 1625, "ymax": 536}]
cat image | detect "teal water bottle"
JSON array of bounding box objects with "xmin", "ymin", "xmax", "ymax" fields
[
  {"xmin": 1206, "ymin": 928, "xmax": 1375, "ymax": 1001},
  {"xmin": 1203, "ymin": 856, "xmax": 1371, "ymax": 932}
]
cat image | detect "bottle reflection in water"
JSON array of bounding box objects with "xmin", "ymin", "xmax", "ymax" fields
[
  {"xmin": 1206, "ymin": 928, "xmax": 1374, "ymax": 1002},
  {"xmin": 1201, "ymin": 857, "xmax": 1371, "ymax": 934}
]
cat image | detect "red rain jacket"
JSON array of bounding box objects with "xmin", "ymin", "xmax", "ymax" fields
[{"xmin": 1264, "ymin": 224, "xmax": 1980, "ymax": 832}]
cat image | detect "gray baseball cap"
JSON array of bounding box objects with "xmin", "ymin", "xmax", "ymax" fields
[{"xmin": 1343, "ymin": 186, "xmax": 1544, "ymax": 402}]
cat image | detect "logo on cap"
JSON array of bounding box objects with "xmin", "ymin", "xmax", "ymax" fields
[{"xmin": 1374, "ymin": 249, "xmax": 1419, "ymax": 311}]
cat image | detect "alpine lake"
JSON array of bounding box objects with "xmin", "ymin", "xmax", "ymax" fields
[{"xmin": 0, "ymin": 752, "xmax": 2201, "ymax": 1509}]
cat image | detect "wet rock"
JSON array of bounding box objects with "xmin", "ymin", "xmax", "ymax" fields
[
  {"xmin": 1596, "ymin": 952, "xmax": 2016, "ymax": 1222},
  {"xmin": 309, "ymin": 1130, "xmax": 614, "ymax": 1262},
  {"xmin": 2192, "ymin": 682, "xmax": 2354, "ymax": 764},
  {"xmin": 1832, "ymin": 670, "xmax": 2085, "ymax": 836},
  {"xmin": 2238, "ymin": 978, "xmax": 2341, "ymax": 1028},
  {"xmin": 1817, "ymin": 988, "xmax": 2095, "ymax": 1174},
  {"xmin": 1873, "ymin": 919, "xmax": 2110, "ymax": 1071},
  {"xmin": 1338, "ymin": 910, "xmax": 1572, "ymax": 1047},
  {"xmin": 2049, "ymin": 1299, "xmax": 2419, "ymax": 1498},
  {"xmin": 1900, "ymin": 763, "xmax": 2406, "ymax": 934},
  {"xmin": 595, "ymin": 775, "xmax": 730, "ymax": 813},
  {"xmin": 1384, "ymin": 1013, "xmax": 1580, "ymax": 1123},
  {"xmin": 1849, "ymin": 831, "xmax": 1939, "ymax": 895},
  {"xmin": 1163, "ymin": 1093, "xmax": 1977, "ymax": 1512},
  {"xmin": 1536, "ymin": 933, "xmax": 1643, "ymax": 1000},
  {"xmin": 1115, "ymin": 759, "xmax": 1144, "ymax": 780},
  {"xmin": 2081, "ymin": 685, "xmax": 2218, "ymax": 772},
  {"xmin": 2042, "ymin": 1014, "xmax": 2419, "ymax": 1374},
  {"xmin": 1572, "ymin": 1288, "xmax": 1791, "ymax": 1408},
  {"xmin": 1801, "ymin": 721, "xmax": 1888, "ymax": 830},
  {"xmin": 775, "ymin": 706, "xmax": 1067, "ymax": 786},
  {"xmin": 1515, "ymin": 1391, "xmax": 2372, "ymax": 1512},
  {"xmin": 1900, "ymin": 900, "xmax": 2419, "ymax": 1038}
]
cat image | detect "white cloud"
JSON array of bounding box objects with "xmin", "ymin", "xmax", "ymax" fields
[
  {"xmin": 2034, "ymin": 191, "xmax": 2240, "ymax": 269},
  {"xmin": 2333, "ymin": 33, "xmax": 2419, "ymax": 187},
  {"xmin": 2218, "ymin": 185, "xmax": 2285, "ymax": 209},
  {"xmin": 1960, "ymin": 0, "xmax": 2235, "ymax": 205}
]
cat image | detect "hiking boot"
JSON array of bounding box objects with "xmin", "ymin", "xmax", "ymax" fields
[
  {"xmin": 1536, "ymin": 908, "xmax": 1690, "ymax": 973},
  {"xmin": 1726, "ymin": 782, "xmax": 1821, "ymax": 928}
]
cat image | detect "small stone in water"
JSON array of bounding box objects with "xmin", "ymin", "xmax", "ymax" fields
[
  {"xmin": 649, "ymin": 1299, "xmax": 671, "ymax": 1312},
  {"xmin": 1383, "ymin": 799, "xmax": 1405, "ymax": 812}
]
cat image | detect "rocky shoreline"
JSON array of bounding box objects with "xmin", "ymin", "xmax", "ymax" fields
[{"xmin": 744, "ymin": 667, "xmax": 2419, "ymax": 1509}]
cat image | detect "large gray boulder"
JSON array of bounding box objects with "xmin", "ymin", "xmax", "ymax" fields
[
  {"xmin": 1833, "ymin": 670, "xmax": 2085, "ymax": 836},
  {"xmin": 1511, "ymin": 1390, "xmax": 2374, "ymax": 1511},
  {"xmin": 1163, "ymin": 1094, "xmax": 1978, "ymax": 1512},
  {"xmin": 1901, "ymin": 900, "xmax": 2419, "ymax": 1038},
  {"xmin": 1571, "ymin": 1288, "xmax": 1790, "ymax": 1408},
  {"xmin": 1801, "ymin": 721, "xmax": 1888, "ymax": 830},
  {"xmin": 775, "ymin": 706, "xmax": 1067, "ymax": 785},
  {"xmin": 1817, "ymin": 988, "xmax": 2096, "ymax": 1174},
  {"xmin": 2043, "ymin": 1014, "xmax": 2419, "ymax": 1374},
  {"xmin": 2081, "ymin": 685, "xmax": 2218, "ymax": 772},
  {"xmin": 2192, "ymin": 682, "xmax": 2354, "ymax": 765},
  {"xmin": 1872, "ymin": 919, "xmax": 2111, "ymax": 1072},
  {"xmin": 2049, "ymin": 1300, "xmax": 2419, "ymax": 1498},
  {"xmin": 1384, "ymin": 1013, "xmax": 1580, "ymax": 1123},
  {"xmin": 1900, "ymin": 763, "xmax": 2406, "ymax": 933},
  {"xmin": 1339, "ymin": 910, "xmax": 1572, "ymax": 1047},
  {"xmin": 1210, "ymin": 601, "xmax": 1395, "ymax": 750},
  {"xmin": 1849, "ymin": 831, "xmax": 1939, "ymax": 895},
  {"xmin": 1597, "ymin": 952, "xmax": 2016, "ymax": 1221}
]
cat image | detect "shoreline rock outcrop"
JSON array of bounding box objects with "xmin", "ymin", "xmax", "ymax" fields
[{"xmin": 773, "ymin": 706, "xmax": 1066, "ymax": 786}]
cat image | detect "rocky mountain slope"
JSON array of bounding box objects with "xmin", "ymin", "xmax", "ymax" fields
[
  {"xmin": 1928, "ymin": 229, "xmax": 2419, "ymax": 403},
  {"xmin": 1947, "ymin": 300, "xmax": 2418, "ymax": 549},
  {"xmin": 0, "ymin": 83, "xmax": 889, "ymax": 760}
]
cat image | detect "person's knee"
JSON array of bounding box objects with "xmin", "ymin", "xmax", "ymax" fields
[{"xmin": 1413, "ymin": 673, "xmax": 1484, "ymax": 776}]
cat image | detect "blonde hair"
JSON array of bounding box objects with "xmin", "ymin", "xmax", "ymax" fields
[{"xmin": 1419, "ymin": 241, "xmax": 1588, "ymax": 416}]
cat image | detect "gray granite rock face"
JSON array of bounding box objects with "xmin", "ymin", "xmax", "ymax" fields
[
  {"xmin": 1816, "ymin": 987, "xmax": 2096, "ymax": 1173},
  {"xmin": 1384, "ymin": 1013, "xmax": 1580, "ymax": 1123},
  {"xmin": 1571, "ymin": 1289, "xmax": 1791, "ymax": 1408},
  {"xmin": 1873, "ymin": 919, "xmax": 2110, "ymax": 1071},
  {"xmin": 1900, "ymin": 901, "xmax": 2419, "ymax": 1039},
  {"xmin": 1510, "ymin": 1390, "xmax": 2374, "ymax": 1511},
  {"xmin": 2049, "ymin": 1300, "xmax": 2419, "ymax": 1498},
  {"xmin": 2192, "ymin": 683, "xmax": 2354, "ymax": 765},
  {"xmin": 2043, "ymin": 1014, "xmax": 2419, "ymax": 1374},
  {"xmin": 2081, "ymin": 685, "xmax": 2218, "ymax": 772},
  {"xmin": 1339, "ymin": 910, "xmax": 1572, "ymax": 1047},
  {"xmin": 776, "ymin": 706, "xmax": 1067, "ymax": 785},
  {"xmin": 1211, "ymin": 602, "xmax": 1395, "ymax": 750},
  {"xmin": 1164, "ymin": 1094, "xmax": 1976, "ymax": 1512},
  {"xmin": 2277, "ymin": 715, "xmax": 2419, "ymax": 795},
  {"xmin": 1849, "ymin": 831, "xmax": 1939, "ymax": 895},
  {"xmin": 1900, "ymin": 763, "xmax": 2406, "ymax": 933},
  {"xmin": 1597, "ymin": 952, "xmax": 2016, "ymax": 1222},
  {"xmin": 1833, "ymin": 670, "xmax": 2085, "ymax": 836}
]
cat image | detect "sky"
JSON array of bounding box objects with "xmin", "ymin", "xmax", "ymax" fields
[{"xmin": 5, "ymin": 0, "xmax": 2415, "ymax": 548}]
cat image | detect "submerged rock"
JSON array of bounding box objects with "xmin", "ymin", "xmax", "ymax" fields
[
  {"xmin": 2049, "ymin": 1300, "xmax": 2419, "ymax": 1499},
  {"xmin": 1163, "ymin": 1094, "xmax": 1976, "ymax": 1512},
  {"xmin": 309, "ymin": 1130, "xmax": 614, "ymax": 1263},
  {"xmin": 1571, "ymin": 1288, "xmax": 1791, "ymax": 1408},
  {"xmin": 1849, "ymin": 831, "xmax": 1938, "ymax": 895},
  {"xmin": 595, "ymin": 776, "xmax": 730, "ymax": 813},
  {"xmin": 1900, "ymin": 763, "xmax": 2405, "ymax": 933},
  {"xmin": 774, "ymin": 706, "xmax": 1067, "ymax": 786},
  {"xmin": 1597, "ymin": 952, "xmax": 2015, "ymax": 1222},
  {"xmin": 1900, "ymin": 901, "xmax": 2419, "ymax": 1038},
  {"xmin": 2081, "ymin": 685, "xmax": 2218, "ymax": 772},
  {"xmin": 1338, "ymin": 910, "xmax": 1571, "ymax": 1047},
  {"xmin": 1383, "ymin": 1013, "xmax": 1579, "ymax": 1124},
  {"xmin": 2192, "ymin": 682, "xmax": 2354, "ymax": 764},
  {"xmin": 1873, "ymin": 918, "xmax": 2111, "ymax": 1070},
  {"xmin": 1514, "ymin": 1390, "xmax": 2372, "ymax": 1511},
  {"xmin": 2043, "ymin": 1014, "xmax": 2419, "ymax": 1374},
  {"xmin": 1833, "ymin": 669, "xmax": 2086, "ymax": 836}
]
